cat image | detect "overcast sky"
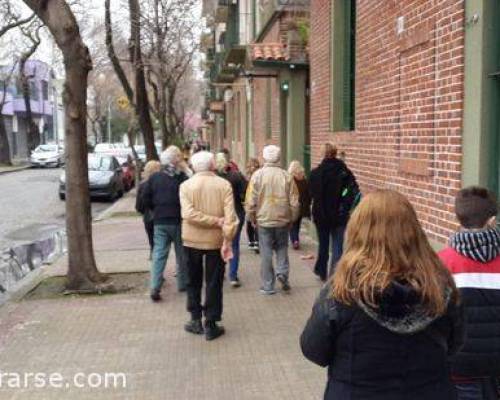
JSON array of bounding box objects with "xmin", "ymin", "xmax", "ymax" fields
[{"xmin": 2, "ymin": 0, "xmax": 203, "ymax": 79}]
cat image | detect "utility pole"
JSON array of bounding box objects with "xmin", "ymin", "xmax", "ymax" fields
[{"xmin": 107, "ymin": 99, "xmax": 111, "ymax": 143}]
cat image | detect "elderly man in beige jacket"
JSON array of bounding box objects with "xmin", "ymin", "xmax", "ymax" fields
[
  {"xmin": 246, "ymin": 145, "xmax": 300, "ymax": 295},
  {"xmin": 180, "ymin": 151, "xmax": 238, "ymax": 341}
]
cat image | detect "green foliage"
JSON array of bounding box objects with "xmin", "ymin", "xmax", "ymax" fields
[
  {"xmin": 296, "ymin": 20, "xmax": 310, "ymax": 46},
  {"xmin": 110, "ymin": 115, "xmax": 129, "ymax": 142}
]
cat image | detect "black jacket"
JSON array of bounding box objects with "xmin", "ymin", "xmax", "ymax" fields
[
  {"xmin": 300, "ymin": 283, "xmax": 465, "ymax": 400},
  {"xmin": 142, "ymin": 169, "xmax": 188, "ymax": 225},
  {"xmin": 218, "ymin": 169, "xmax": 247, "ymax": 220},
  {"xmin": 135, "ymin": 181, "xmax": 153, "ymax": 223},
  {"xmin": 309, "ymin": 158, "xmax": 355, "ymax": 227},
  {"xmin": 294, "ymin": 177, "xmax": 311, "ymax": 219}
]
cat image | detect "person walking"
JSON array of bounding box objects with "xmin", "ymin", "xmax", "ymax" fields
[
  {"xmin": 245, "ymin": 158, "xmax": 261, "ymax": 252},
  {"xmin": 143, "ymin": 146, "xmax": 189, "ymax": 301},
  {"xmin": 309, "ymin": 143, "xmax": 357, "ymax": 281},
  {"xmin": 300, "ymin": 189, "xmax": 465, "ymax": 400},
  {"xmin": 180, "ymin": 151, "xmax": 238, "ymax": 340},
  {"xmin": 439, "ymin": 186, "xmax": 500, "ymax": 400},
  {"xmin": 246, "ymin": 145, "xmax": 300, "ymax": 294},
  {"xmin": 136, "ymin": 160, "xmax": 161, "ymax": 257},
  {"xmin": 219, "ymin": 148, "xmax": 239, "ymax": 172},
  {"xmin": 288, "ymin": 160, "xmax": 311, "ymax": 250},
  {"xmin": 216, "ymin": 153, "xmax": 247, "ymax": 287}
]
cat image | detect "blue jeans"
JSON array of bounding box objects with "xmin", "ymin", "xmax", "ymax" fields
[
  {"xmin": 151, "ymin": 224, "xmax": 187, "ymax": 292},
  {"xmin": 229, "ymin": 219, "xmax": 244, "ymax": 281},
  {"xmin": 314, "ymin": 224, "xmax": 346, "ymax": 280},
  {"xmin": 289, "ymin": 217, "xmax": 302, "ymax": 244},
  {"xmin": 258, "ymin": 226, "xmax": 290, "ymax": 291},
  {"xmin": 455, "ymin": 378, "xmax": 499, "ymax": 400}
]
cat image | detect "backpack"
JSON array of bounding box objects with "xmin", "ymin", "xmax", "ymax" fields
[{"xmin": 337, "ymin": 169, "xmax": 361, "ymax": 221}]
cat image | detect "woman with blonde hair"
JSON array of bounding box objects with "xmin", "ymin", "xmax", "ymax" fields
[
  {"xmin": 288, "ymin": 160, "xmax": 311, "ymax": 249},
  {"xmin": 301, "ymin": 189, "xmax": 464, "ymax": 400},
  {"xmin": 136, "ymin": 160, "xmax": 161, "ymax": 255}
]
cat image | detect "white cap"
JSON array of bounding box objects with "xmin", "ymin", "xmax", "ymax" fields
[
  {"xmin": 263, "ymin": 145, "xmax": 280, "ymax": 163},
  {"xmin": 191, "ymin": 151, "xmax": 215, "ymax": 173}
]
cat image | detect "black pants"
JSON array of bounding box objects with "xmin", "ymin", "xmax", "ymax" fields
[
  {"xmin": 185, "ymin": 247, "xmax": 225, "ymax": 322},
  {"xmin": 246, "ymin": 221, "xmax": 258, "ymax": 244},
  {"xmin": 144, "ymin": 219, "xmax": 154, "ymax": 251}
]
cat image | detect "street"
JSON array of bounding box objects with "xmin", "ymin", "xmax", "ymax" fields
[{"xmin": 0, "ymin": 168, "xmax": 113, "ymax": 250}]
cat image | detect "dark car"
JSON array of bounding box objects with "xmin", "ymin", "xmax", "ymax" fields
[{"xmin": 59, "ymin": 154, "xmax": 124, "ymax": 201}]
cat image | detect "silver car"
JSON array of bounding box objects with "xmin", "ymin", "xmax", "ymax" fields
[{"xmin": 30, "ymin": 144, "xmax": 64, "ymax": 168}]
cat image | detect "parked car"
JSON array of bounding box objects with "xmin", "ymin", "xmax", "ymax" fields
[
  {"xmin": 30, "ymin": 144, "xmax": 64, "ymax": 168},
  {"xmin": 116, "ymin": 155, "xmax": 136, "ymax": 191},
  {"xmin": 135, "ymin": 145, "xmax": 146, "ymax": 162},
  {"xmin": 94, "ymin": 143, "xmax": 116, "ymax": 156},
  {"xmin": 59, "ymin": 154, "xmax": 124, "ymax": 201}
]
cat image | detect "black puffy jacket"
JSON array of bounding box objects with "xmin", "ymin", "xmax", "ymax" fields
[
  {"xmin": 300, "ymin": 283, "xmax": 465, "ymax": 400},
  {"xmin": 217, "ymin": 169, "xmax": 247, "ymax": 220},
  {"xmin": 142, "ymin": 169, "xmax": 188, "ymax": 225},
  {"xmin": 309, "ymin": 158, "xmax": 356, "ymax": 227}
]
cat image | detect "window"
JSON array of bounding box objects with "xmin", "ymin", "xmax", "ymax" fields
[
  {"xmin": 330, "ymin": 0, "xmax": 356, "ymax": 131},
  {"xmin": 265, "ymin": 79, "xmax": 272, "ymax": 139},
  {"xmin": 42, "ymin": 81, "xmax": 49, "ymax": 101},
  {"xmin": 14, "ymin": 79, "xmax": 40, "ymax": 101},
  {"xmin": 30, "ymin": 81, "xmax": 39, "ymax": 101},
  {"xmin": 12, "ymin": 131, "xmax": 17, "ymax": 156}
]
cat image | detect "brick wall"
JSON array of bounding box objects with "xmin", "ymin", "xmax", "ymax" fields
[{"xmin": 310, "ymin": 0, "xmax": 465, "ymax": 244}]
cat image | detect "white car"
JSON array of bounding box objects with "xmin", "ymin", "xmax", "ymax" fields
[{"xmin": 30, "ymin": 144, "xmax": 64, "ymax": 168}]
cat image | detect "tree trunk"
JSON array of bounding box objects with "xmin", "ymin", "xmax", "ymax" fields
[
  {"xmin": 22, "ymin": 0, "xmax": 105, "ymax": 290},
  {"xmin": 20, "ymin": 76, "xmax": 40, "ymax": 151},
  {"xmin": 159, "ymin": 86, "xmax": 169, "ymax": 149},
  {"xmin": 166, "ymin": 85, "xmax": 177, "ymax": 141},
  {"xmin": 129, "ymin": 0, "xmax": 158, "ymax": 161},
  {"xmin": 19, "ymin": 41, "xmax": 41, "ymax": 152},
  {"xmin": 0, "ymin": 114, "xmax": 12, "ymax": 165}
]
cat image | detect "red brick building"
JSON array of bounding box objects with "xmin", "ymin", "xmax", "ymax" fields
[
  {"xmin": 202, "ymin": 0, "xmax": 499, "ymax": 246},
  {"xmin": 309, "ymin": 0, "xmax": 499, "ymax": 245}
]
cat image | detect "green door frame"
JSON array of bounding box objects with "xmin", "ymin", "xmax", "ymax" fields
[
  {"xmin": 462, "ymin": 0, "xmax": 500, "ymax": 199},
  {"xmin": 279, "ymin": 69, "xmax": 307, "ymax": 169}
]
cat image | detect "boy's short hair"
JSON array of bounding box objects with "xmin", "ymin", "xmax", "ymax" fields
[{"xmin": 455, "ymin": 186, "xmax": 498, "ymax": 229}]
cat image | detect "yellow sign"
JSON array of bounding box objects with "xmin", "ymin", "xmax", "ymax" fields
[{"xmin": 117, "ymin": 96, "xmax": 130, "ymax": 110}]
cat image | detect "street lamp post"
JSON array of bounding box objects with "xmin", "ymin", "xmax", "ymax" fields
[
  {"xmin": 106, "ymin": 99, "xmax": 111, "ymax": 143},
  {"xmin": 98, "ymin": 73, "xmax": 112, "ymax": 143}
]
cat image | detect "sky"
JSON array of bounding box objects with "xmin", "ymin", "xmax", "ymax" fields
[{"xmin": 3, "ymin": 0, "xmax": 203, "ymax": 79}]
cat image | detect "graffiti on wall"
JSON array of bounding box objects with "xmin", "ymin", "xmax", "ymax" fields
[{"xmin": 0, "ymin": 230, "xmax": 66, "ymax": 301}]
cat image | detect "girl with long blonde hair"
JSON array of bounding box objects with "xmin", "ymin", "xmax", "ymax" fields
[
  {"xmin": 301, "ymin": 189, "xmax": 464, "ymax": 400},
  {"xmin": 287, "ymin": 160, "xmax": 311, "ymax": 249}
]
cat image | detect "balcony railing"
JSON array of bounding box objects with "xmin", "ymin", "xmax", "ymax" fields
[{"xmin": 258, "ymin": 0, "xmax": 310, "ymax": 35}]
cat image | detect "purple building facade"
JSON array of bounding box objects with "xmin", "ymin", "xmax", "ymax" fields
[{"xmin": 0, "ymin": 60, "xmax": 61, "ymax": 161}]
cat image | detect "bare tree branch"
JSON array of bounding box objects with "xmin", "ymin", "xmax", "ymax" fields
[{"xmin": 0, "ymin": 2, "xmax": 35, "ymax": 38}]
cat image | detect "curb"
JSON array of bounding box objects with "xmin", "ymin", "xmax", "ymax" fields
[
  {"xmin": 0, "ymin": 165, "xmax": 30, "ymax": 176},
  {"xmin": 94, "ymin": 189, "xmax": 138, "ymax": 222}
]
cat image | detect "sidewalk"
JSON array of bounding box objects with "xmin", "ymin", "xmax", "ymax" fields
[
  {"xmin": 0, "ymin": 193, "xmax": 325, "ymax": 400},
  {"xmin": 0, "ymin": 164, "xmax": 30, "ymax": 175}
]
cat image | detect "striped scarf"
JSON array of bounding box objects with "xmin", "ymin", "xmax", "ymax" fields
[{"xmin": 450, "ymin": 227, "xmax": 500, "ymax": 263}]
